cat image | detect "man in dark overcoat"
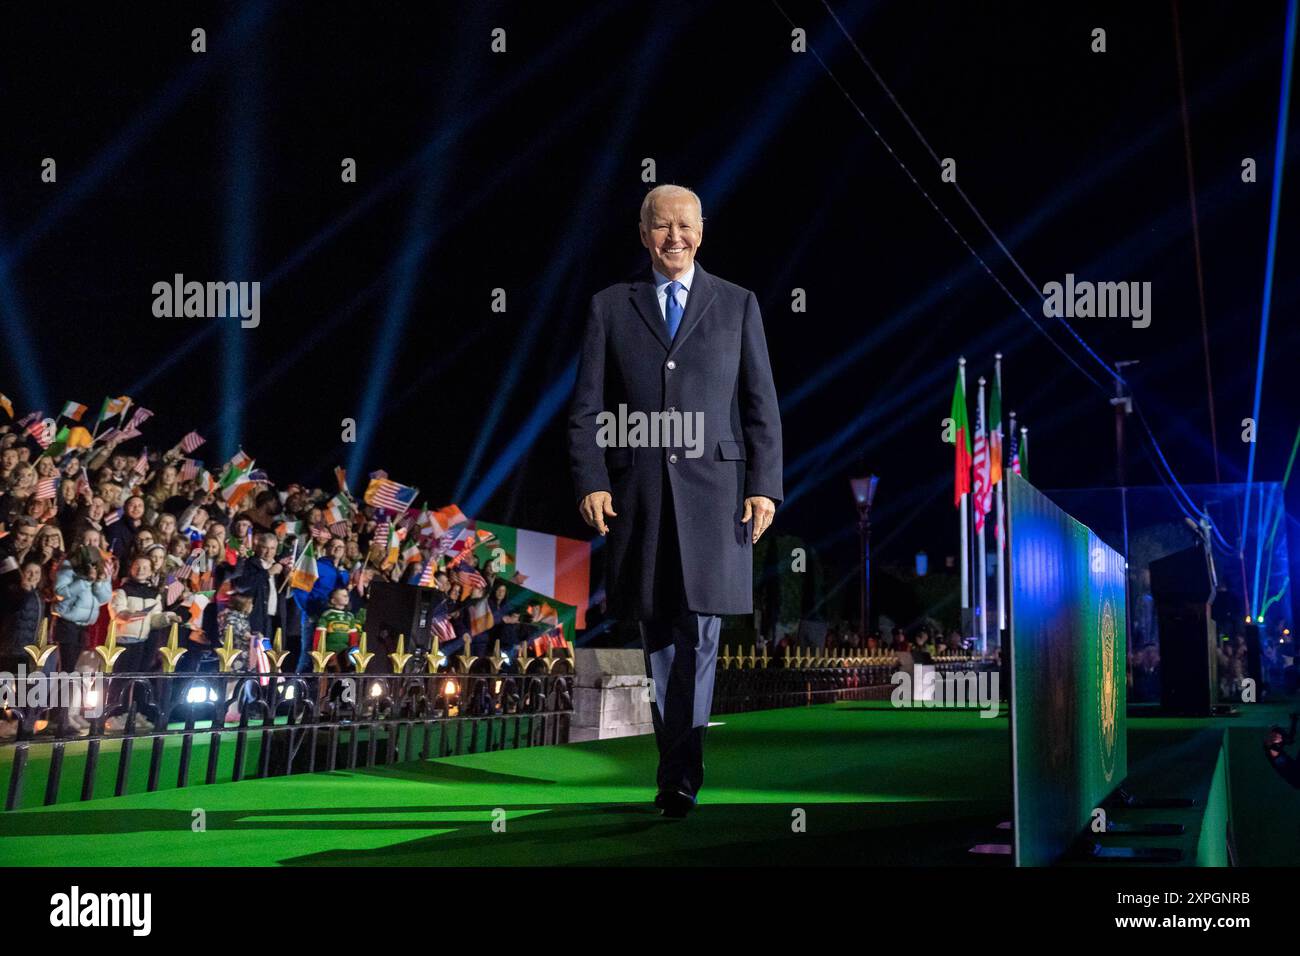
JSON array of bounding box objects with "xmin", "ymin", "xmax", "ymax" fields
[{"xmin": 569, "ymin": 184, "xmax": 782, "ymax": 817}]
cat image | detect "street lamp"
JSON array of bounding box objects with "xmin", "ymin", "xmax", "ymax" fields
[{"xmin": 850, "ymin": 475, "xmax": 880, "ymax": 641}]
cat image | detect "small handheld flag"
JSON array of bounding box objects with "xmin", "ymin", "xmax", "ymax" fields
[
  {"xmin": 364, "ymin": 476, "xmax": 419, "ymax": 513},
  {"xmin": 289, "ymin": 542, "xmax": 319, "ymax": 592}
]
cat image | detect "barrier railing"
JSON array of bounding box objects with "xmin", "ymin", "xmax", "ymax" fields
[
  {"xmin": 712, "ymin": 644, "xmax": 994, "ymax": 713},
  {"xmin": 0, "ymin": 621, "xmax": 574, "ymax": 811}
]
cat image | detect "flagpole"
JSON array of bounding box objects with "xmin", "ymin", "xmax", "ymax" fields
[
  {"xmin": 279, "ymin": 537, "xmax": 300, "ymax": 595},
  {"xmin": 958, "ymin": 358, "xmax": 971, "ymax": 637},
  {"xmin": 995, "ymin": 354, "xmax": 1007, "ymax": 642},
  {"xmin": 977, "ymin": 376, "xmax": 989, "ymax": 655},
  {"xmin": 89, "ymin": 398, "xmax": 106, "ymax": 441}
]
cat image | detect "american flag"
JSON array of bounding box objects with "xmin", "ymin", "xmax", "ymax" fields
[
  {"xmin": 309, "ymin": 524, "xmax": 332, "ymax": 543},
  {"xmin": 430, "ymin": 611, "xmax": 458, "ymax": 646},
  {"xmin": 164, "ymin": 573, "xmax": 185, "ymax": 606},
  {"xmin": 179, "ymin": 458, "xmax": 199, "ymax": 481},
  {"xmin": 972, "ymin": 386, "xmax": 991, "ymax": 532},
  {"xmin": 75, "ymin": 471, "xmax": 92, "ymax": 499},
  {"xmin": 328, "ymin": 520, "xmax": 350, "ymax": 538},
  {"xmin": 34, "ymin": 476, "xmax": 58, "ymax": 500},
  {"xmin": 248, "ymin": 637, "xmax": 272, "ymax": 684},
  {"xmin": 104, "ymin": 507, "xmax": 123, "ymax": 526},
  {"xmin": 430, "ymin": 527, "xmax": 461, "ymax": 558},
  {"xmin": 456, "ymin": 568, "xmax": 486, "ymax": 591},
  {"xmin": 417, "ymin": 558, "xmax": 439, "ymax": 587},
  {"xmin": 126, "ymin": 406, "xmax": 154, "ymax": 430},
  {"xmin": 1009, "ymin": 427, "xmax": 1021, "ymax": 475},
  {"xmin": 363, "ymin": 477, "xmax": 418, "ymax": 513},
  {"xmin": 116, "ymin": 425, "xmax": 142, "ymax": 443},
  {"xmin": 179, "ymin": 431, "xmax": 205, "ymax": 453},
  {"xmin": 16, "ymin": 410, "xmax": 42, "ymax": 429},
  {"xmin": 28, "ymin": 418, "xmax": 55, "ymax": 448},
  {"xmin": 447, "ymin": 528, "xmax": 493, "ymax": 566},
  {"xmin": 133, "ymin": 451, "xmax": 149, "ymax": 476}
]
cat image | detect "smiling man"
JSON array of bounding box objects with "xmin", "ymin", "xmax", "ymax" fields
[{"xmin": 569, "ymin": 184, "xmax": 783, "ymax": 818}]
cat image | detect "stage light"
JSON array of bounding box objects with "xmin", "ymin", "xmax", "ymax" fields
[
  {"xmin": 494, "ymin": 680, "xmax": 502, "ymax": 694},
  {"xmin": 218, "ymin": 41, "xmax": 262, "ymax": 462},
  {"xmin": 442, "ymin": 679, "xmax": 459, "ymax": 696},
  {"xmin": 369, "ymin": 682, "xmax": 383, "ymax": 699},
  {"xmin": 281, "ymin": 685, "xmax": 296, "ymax": 700},
  {"xmin": 1244, "ymin": 0, "xmax": 1298, "ymax": 620},
  {"xmin": 0, "ymin": 251, "xmax": 49, "ymax": 414},
  {"xmin": 1246, "ymin": 616, "xmax": 1253, "ymax": 624}
]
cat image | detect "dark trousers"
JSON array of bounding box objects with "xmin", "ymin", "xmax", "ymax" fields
[
  {"xmin": 109, "ymin": 639, "xmax": 161, "ymax": 723},
  {"xmin": 53, "ymin": 618, "xmax": 85, "ymax": 672},
  {"xmin": 636, "ymin": 472, "xmax": 725, "ymax": 800},
  {"xmin": 639, "ymin": 612, "xmax": 721, "ymax": 800}
]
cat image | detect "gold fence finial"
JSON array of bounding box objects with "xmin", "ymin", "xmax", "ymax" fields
[
  {"xmin": 157, "ymin": 620, "xmax": 186, "ymax": 672},
  {"xmin": 94, "ymin": 618, "xmax": 125, "ymax": 673},
  {"xmin": 23, "ymin": 616, "xmax": 58, "ymax": 669}
]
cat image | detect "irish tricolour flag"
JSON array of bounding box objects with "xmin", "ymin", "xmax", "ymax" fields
[{"xmin": 474, "ymin": 522, "xmax": 591, "ymax": 628}]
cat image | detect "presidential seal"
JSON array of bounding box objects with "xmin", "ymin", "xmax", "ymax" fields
[{"xmin": 1098, "ymin": 598, "xmax": 1118, "ymax": 781}]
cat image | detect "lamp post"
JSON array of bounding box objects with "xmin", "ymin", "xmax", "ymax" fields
[{"xmin": 850, "ymin": 475, "xmax": 879, "ymax": 641}]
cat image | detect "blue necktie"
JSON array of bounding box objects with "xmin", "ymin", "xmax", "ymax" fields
[{"xmin": 665, "ymin": 280, "xmax": 685, "ymax": 339}]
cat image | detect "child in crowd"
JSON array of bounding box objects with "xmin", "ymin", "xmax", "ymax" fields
[{"xmin": 316, "ymin": 587, "xmax": 360, "ymax": 671}]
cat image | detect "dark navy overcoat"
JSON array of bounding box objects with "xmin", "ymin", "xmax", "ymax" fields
[{"xmin": 568, "ymin": 263, "xmax": 783, "ymax": 619}]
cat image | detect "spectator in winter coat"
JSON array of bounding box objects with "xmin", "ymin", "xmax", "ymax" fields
[
  {"xmin": 0, "ymin": 559, "xmax": 46, "ymax": 673},
  {"xmin": 105, "ymin": 495, "xmax": 146, "ymax": 562},
  {"xmin": 53, "ymin": 548, "xmax": 112, "ymax": 672}
]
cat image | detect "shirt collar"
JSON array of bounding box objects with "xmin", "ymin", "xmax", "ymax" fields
[{"xmin": 653, "ymin": 263, "xmax": 695, "ymax": 293}]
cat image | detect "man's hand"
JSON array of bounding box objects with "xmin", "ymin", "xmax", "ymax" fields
[
  {"xmin": 1266, "ymin": 729, "xmax": 1286, "ymax": 758},
  {"xmin": 742, "ymin": 496, "xmax": 776, "ymax": 544},
  {"xmin": 579, "ymin": 491, "xmax": 617, "ymax": 536}
]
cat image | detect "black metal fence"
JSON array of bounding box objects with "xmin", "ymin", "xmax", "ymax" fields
[{"xmin": 0, "ymin": 662, "xmax": 574, "ymax": 812}]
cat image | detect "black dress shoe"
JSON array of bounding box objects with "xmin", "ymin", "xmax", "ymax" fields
[{"xmin": 654, "ymin": 790, "xmax": 695, "ymax": 818}]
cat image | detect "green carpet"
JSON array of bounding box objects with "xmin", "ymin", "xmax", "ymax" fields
[
  {"xmin": 0, "ymin": 700, "xmax": 1292, "ymax": 866},
  {"xmin": 0, "ymin": 715, "xmax": 536, "ymax": 810},
  {"xmin": 0, "ymin": 702, "xmax": 1013, "ymax": 866}
]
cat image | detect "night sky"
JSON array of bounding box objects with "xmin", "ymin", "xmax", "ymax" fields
[{"xmin": 1, "ymin": 1, "xmax": 1296, "ymax": 610}]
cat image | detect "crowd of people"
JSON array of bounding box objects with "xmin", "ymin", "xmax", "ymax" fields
[
  {"xmin": 0, "ymin": 402, "xmax": 559, "ymax": 737},
  {"xmin": 767, "ymin": 623, "xmax": 970, "ymax": 659}
]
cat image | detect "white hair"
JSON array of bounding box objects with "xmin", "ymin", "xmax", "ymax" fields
[{"xmin": 639, "ymin": 184, "xmax": 704, "ymax": 228}]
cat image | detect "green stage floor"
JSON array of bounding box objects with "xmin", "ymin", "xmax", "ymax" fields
[{"xmin": 0, "ymin": 700, "xmax": 1293, "ymax": 866}]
